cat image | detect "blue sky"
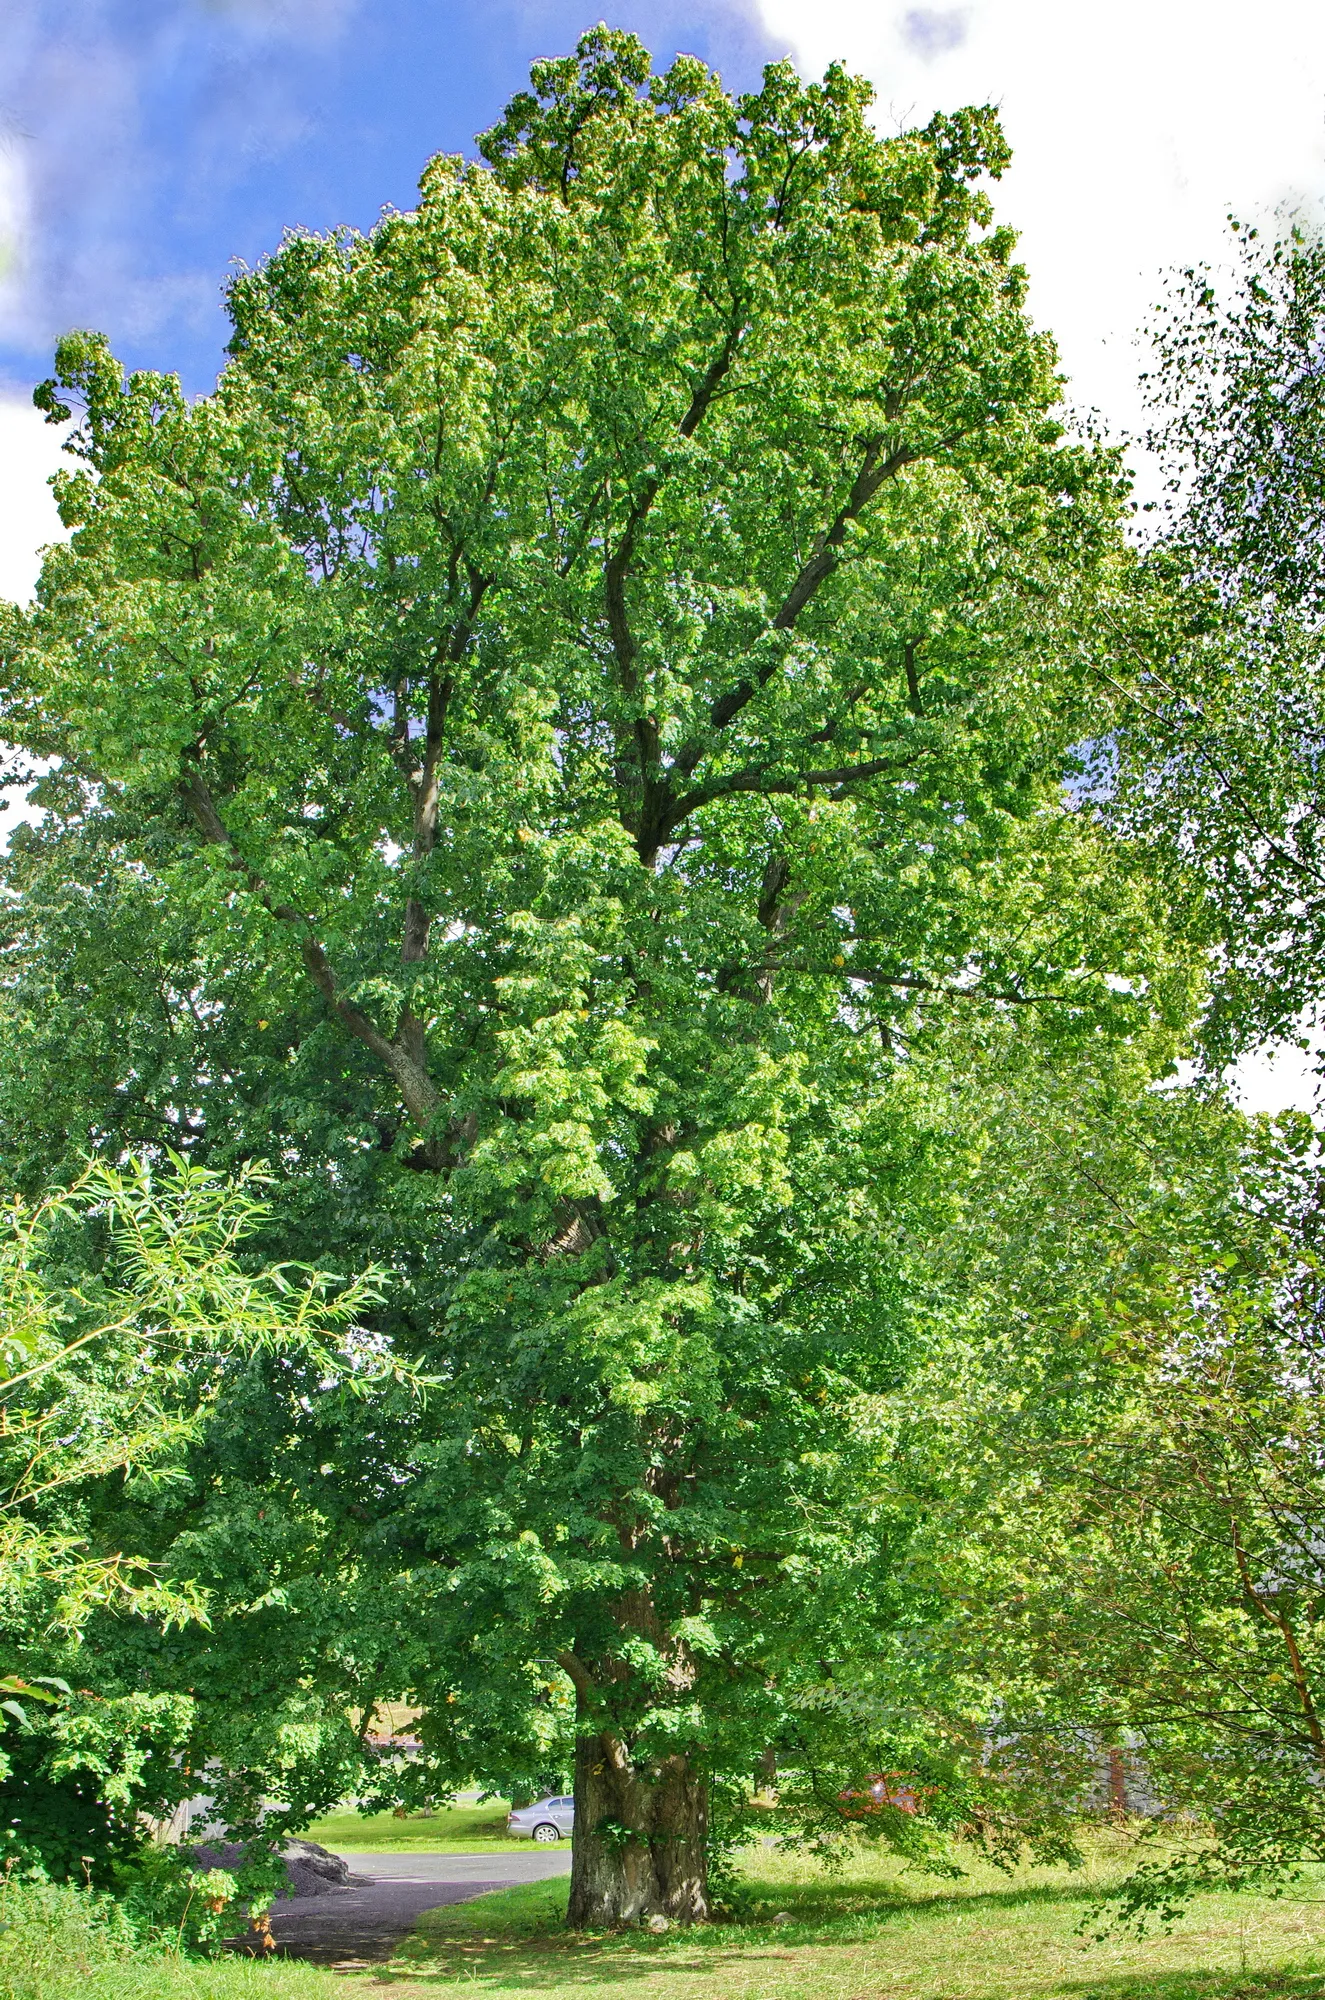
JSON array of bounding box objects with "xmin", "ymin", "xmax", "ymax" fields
[
  {"xmin": 10, "ymin": 1, "xmax": 1325, "ymax": 432},
  {"xmin": 0, "ymin": 0, "xmax": 774, "ymax": 398}
]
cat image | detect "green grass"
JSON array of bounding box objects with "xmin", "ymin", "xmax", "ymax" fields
[
  {"xmin": 385, "ymin": 1839, "xmax": 1325, "ymax": 1999},
  {"xmin": 302, "ymin": 1799, "xmax": 531, "ymax": 1852},
  {"xmin": 0, "ymin": 1879, "xmax": 335, "ymax": 2000},
  {"xmin": 12, "ymin": 1838, "xmax": 1325, "ymax": 2000}
]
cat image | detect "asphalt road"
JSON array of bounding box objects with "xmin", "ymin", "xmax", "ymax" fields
[{"xmin": 260, "ymin": 1847, "xmax": 573, "ymax": 1966}]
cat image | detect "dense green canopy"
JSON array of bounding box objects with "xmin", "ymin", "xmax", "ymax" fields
[{"xmin": 0, "ymin": 28, "xmax": 1198, "ymax": 1924}]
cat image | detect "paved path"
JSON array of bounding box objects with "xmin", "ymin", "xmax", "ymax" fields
[{"xmin": 262, "ymin": 1848, "xmax": 572, "ymax": 1966}]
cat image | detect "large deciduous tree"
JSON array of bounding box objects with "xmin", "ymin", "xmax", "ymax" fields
[{"xmin": 2, "ymin": 30, "xmax": 1156, "ymax": 1922}]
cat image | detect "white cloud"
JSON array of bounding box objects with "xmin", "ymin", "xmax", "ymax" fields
[
  {"xmin": 755, "ymin": 0, "xmax": 1325, "ymax": 458},
  {"xmin": 0, "ymin": 398, "xmax": 69, "ymax": 606},
  {"xmin": 897, "ymin": 9, "xmax": 970, "ymax": 62},
  {"xmin": 760, "ymin": 0, "xmax": 1325, "ymax": 1120},
  {"xmin": 0, "ymin": 400, "xmax": 66, "ymax": 853},
  {"xmin": 0, "ymin": 121, "xmax": 30, "ymax": 326},
  {"xmin": 1230, "ymin": 1036, "xmax": 1321, "ymax": 1120}
]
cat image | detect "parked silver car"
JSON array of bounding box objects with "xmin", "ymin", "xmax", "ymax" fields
[{"xmin": 506, "ymin": 1794, "xmax": 574, "ymax": 1842}]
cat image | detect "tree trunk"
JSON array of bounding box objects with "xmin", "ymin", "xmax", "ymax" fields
[{"xmin": 566, "ymin": 1733, "xmax": 708, "ymax": 1926}]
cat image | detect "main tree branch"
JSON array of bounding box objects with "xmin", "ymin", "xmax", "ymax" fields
[
  {"xmin": 179, "ymin": 765, "xmax": 451, "ymax": 1148},
  {"xmin": 693, "ymin": 435, "xmax": 917, "ymax": 749}
]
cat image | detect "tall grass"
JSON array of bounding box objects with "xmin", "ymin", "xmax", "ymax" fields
[{"xmin": 0, "ymin": 1878, "xmax": 335, "ymax": 2000}]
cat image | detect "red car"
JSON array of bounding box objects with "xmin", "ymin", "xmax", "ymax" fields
[{"xmin": 838, "ymin": 1772, "xmax": 921, "ymax": 1818}]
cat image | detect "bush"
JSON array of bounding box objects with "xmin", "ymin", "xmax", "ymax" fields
[
  {"xmin": 0, "ymin": 1726, "xmax": 147, "ymax": 1887},
  {"xmin": 114, "ymin": 1843, "xmax": 248, "ymax": 1954}
]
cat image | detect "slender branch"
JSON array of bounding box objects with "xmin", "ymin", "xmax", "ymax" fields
[
  {"xmin": 0, "ymin": 1312, "xmax": 145, "ymax": 1400},
  {"xmin": 604, "ymin": 323, "xmax": 745, "ymax": 698},
  {"xmin": 179, "ymin": 769, "xmax": 292, "ymax": 925},
  {"xmin": 180, "ymin": 768, "xmax": 444, "ymax": 1133},
  {"xmin": 755, "ymin": 961, "xmax": 1068, "ymax": 1007},
  {"xmin": 904, "ymin": 639, "xmax": 923, "ymax": 716},
  {"xmin": 658, "ymin": 749, "xmax": 924, "ymax": 843},
  {"xmin": 1229, "ymin": 1509, "xmax": 1325, "ymax": 1778},
  {"xmin": 690, "ymin": 436, "xmax": 918, "ymax": 751},
  {"xmin": 771, "ymin": 438, "xmax": 914, "ymax": 632}
]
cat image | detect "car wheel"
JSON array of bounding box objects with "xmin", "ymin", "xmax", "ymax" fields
[{"xmin": 531, "ymin": 1822, "xmax": 561, "ymax": 1843}]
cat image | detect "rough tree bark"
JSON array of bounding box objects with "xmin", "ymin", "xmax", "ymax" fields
[{"xmin": 566, "ymin": 1731, "xmax": 709, "ymax": 1927}]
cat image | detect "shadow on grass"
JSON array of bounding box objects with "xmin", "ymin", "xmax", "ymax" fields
[
  {"xmin": 392, "ymin": 1936, "xmax": 1325, "ymax": 2000},
  {"xmin": 740, "ymin": 1874, "xmax": 1140, "ymax": 1921},
  {"xmin": 1052, "ymin": 1978, "xmax": 1325, "ymax": 2000},
  {"xmin": 386, "ymin": 1867, "xmax": 1325, "ymax": 1997}
]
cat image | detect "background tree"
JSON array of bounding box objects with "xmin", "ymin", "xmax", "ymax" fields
[
  {"xmin": 1105, "ymin": 223, "xmax": 1325, "ymax": 1066},
  {"xmin": 903, "ymin": 1017, "xmax": 1325, "ymax": 1920},
  {"xmin": 866, "ymin": 210, "xmax": 1325, "ymax": 1921},
  {"xmin": 2, "ymin": 28, "xmax": 1166, "ymax": 1923}
]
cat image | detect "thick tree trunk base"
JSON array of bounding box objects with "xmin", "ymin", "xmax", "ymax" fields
[{"xmin": 566, "ymin": 1734, "xmax": 709, "ymax": 1927}]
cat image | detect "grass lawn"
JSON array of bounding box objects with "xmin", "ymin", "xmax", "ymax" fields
[
  {"xmin": 378, "ymin": 1839, "xmax": 1325, "ymax": 2000},
  {"xmin": 13, "ymin": 1838, "xmax": 1325, "ymax": 2000},
  {"xmin": 302, "ymin": 1799, "xmax": 531, "ymax": 1852}
]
